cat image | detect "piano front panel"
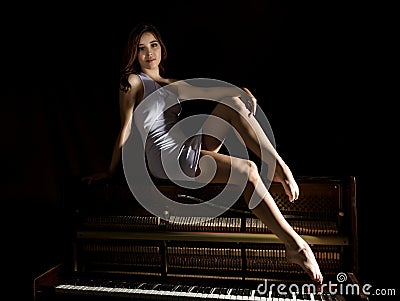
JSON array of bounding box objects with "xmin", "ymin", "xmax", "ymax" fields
[{"xmin": 34, "ymin": 176, "xmax": 365, "ymax": 300}]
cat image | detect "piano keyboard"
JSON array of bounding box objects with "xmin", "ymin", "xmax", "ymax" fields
[{"xmin": 54, "ymin": 278, "xmax": 341, "ymax": 300}]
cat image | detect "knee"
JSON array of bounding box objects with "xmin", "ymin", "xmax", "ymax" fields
[
  {"xmin": 220, "ymin": 96, "xmax": 247, "ymax": 114},
  {"xmin": 246, "ymin": 160, "xmax": 260, "ymax": 184},
  {"xmin": 230, "ymin": 159, "xmax": 259, "ymax": 186}
]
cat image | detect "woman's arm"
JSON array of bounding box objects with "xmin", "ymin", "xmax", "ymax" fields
[
  {"xmin": 174, "ymin": 80, "xmax": 241, "ymax": 100},
  {"xmin": 108, "ymin": 74, "xmax": 142, "ymax": 175},
  {"xmin": 172, "ymin": 80, "xmax": 257, "ymax": 116},
  {"xmin": 83, "ymin": 75, "xmax": 141, "ymax": 183}
]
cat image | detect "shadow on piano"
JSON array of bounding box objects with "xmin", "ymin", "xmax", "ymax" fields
[{"xmin": 33, "ymin": 175, "xmax": 369, "ymax": 300}]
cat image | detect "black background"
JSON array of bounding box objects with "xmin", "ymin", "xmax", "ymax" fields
[{"xmin": 2, "ymin": 1, "xmax": 397, "ymax": 300}]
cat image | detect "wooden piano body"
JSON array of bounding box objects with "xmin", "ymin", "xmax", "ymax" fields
[{"xmin": 34, "ymin": 175, "xmax": 368, "ymax": 300}]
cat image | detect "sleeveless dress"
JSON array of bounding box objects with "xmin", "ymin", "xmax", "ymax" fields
[{"xmin": 134, "ymin": 72, "xmax": 202, "ymax": 180}]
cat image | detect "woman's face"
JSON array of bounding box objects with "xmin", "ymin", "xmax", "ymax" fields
[{"xmin": 137, "ymin": 32, "xmax": 162, "ymax": 71}]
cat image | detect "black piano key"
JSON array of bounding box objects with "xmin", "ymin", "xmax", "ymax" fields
[
  {"xmin": 229, "ymin": 287, "xmax": 238, "ymax": 297},
  {"xmin": 229, "ymin": 287, "xmax": 243, "ymax": 298},
  {"xmin": 243, "ymin": 288, "xmax": 252, "ymax": 296},
  {"xmin": 157, "ymin": 283, "xmax": 176, "ymax": 291},
  {"xmin": 181, "ymin": 284, "xmax": 193, "ymax": 292},
  {"xmin": 197, "ymin": 286, "xmax": 207, "ymax": 294},
  {"xmin": 117, "ymin": 280, "xmax": 140, "ymax": 289},
  {"xmin": 189, "ymin": 285, "xmax": 200, "ymax": 293},
  {"xmin": 172, "ymin": 284, "xmax": 184, "ymax": 292},
  {"xmin": 203, "ymin": 286, "xmax": 214, "ymax": 294},
  {"xmin": 140, "ymin": 282, "xmax": 157, "ymax": 290}
]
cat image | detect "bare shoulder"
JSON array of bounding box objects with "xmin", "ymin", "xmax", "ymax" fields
[
  {"xmin": 127, "ymin": 73, "xmax": 143, "ymax": 90},
  {"xmin": 119, "ymin": 74, "xmax": 143, "ymax": 108},
  {"xmin": 122, "ymin": 73, "xmax": 144, "ymax": 98}
]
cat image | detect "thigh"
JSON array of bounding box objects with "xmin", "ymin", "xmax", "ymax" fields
[
  {"xmin": 196, "ymin": 150, "xmax": 250, "ymax": 186},
  {"xmin": 201, "ymin": 103, "xmax": 232, "ymax": 152}
]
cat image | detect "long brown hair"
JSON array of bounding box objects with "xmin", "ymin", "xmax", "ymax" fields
[{"xmin": 120, "ymin": 23, "xmax": 168, "ymax": 92}]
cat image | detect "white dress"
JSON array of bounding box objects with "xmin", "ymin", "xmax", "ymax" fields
[{"xmin": 134, "ymin": 72, "xmax": 202, "ymax": 180}]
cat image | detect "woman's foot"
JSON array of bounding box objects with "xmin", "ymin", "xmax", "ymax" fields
[{"xmin": 285, "ymin": 243, "xmax": 323, "ymax": 284}]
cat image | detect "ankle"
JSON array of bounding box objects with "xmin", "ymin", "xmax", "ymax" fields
[{"xmin": 285, "ymin": 238, "xmax": 308, "ymax": 253}]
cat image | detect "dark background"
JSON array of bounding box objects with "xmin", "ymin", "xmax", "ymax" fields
[{"xmin": 2, "ymin": 1, "xmax": 396, "ymax": 300}]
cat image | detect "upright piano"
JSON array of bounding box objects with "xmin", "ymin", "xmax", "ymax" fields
[{"xmin": 33, "ymin": 175, "xmax": 368, "ymax": 300}]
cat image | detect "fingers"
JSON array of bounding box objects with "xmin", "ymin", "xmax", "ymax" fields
[
  {"xmin": 242, "ymin": 87, "xmax": 254, "ymax": 98},
  {"xmin": 288, "ymin": 180, "xmax": 299, "ymax": 202},
  {"xmin": 250, "ymin": 97, "xmax": 257, "ymax": 116},
  {"xmin": 280, "ymin": 179, "xmax": 299, "ymax": 203},
  {"xmin": 281, "ymin": 180, "xmax": 295, "ymax": 202},
  {"xmin": 246, "ymin": 98, "xmax": 257, "ymax": 117},
  {"xmin": 242, "ymin": 87, "xmax": 257, "ymax": 117}
]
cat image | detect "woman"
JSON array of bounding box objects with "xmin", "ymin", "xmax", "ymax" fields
[{"xmin": 84, "ymin": 23, "xmax": 323, "ymax": 284}]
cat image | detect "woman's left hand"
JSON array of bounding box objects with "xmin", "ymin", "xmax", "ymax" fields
[{"xmin": 242, "ymin": 87, "xmax": 257, "ymax": 117}]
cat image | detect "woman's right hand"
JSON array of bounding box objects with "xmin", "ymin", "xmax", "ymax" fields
[{"xmin": 272, "ymin": 160, "xmax": 300, "ymax": 203}]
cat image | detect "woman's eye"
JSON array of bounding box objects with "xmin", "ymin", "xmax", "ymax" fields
[
  {"xmin": 138, "ymin": 47, "xmax": 145, "ymax": 51},
  {"xmin": 151, "ymin": 43, "xmax": 159, "ymax": 48}
]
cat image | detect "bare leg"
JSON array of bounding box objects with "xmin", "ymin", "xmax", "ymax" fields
[
  {"xmin": 197, "ymin": 150, "xmax": 323, "ymax": 283},
  {"xmin": 198, "ymin": 96, "xmax": 323, "ymax": 283},
  {"xmin": 202, "ymin": 96, "xmax": 299, "ymax": 202}
]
